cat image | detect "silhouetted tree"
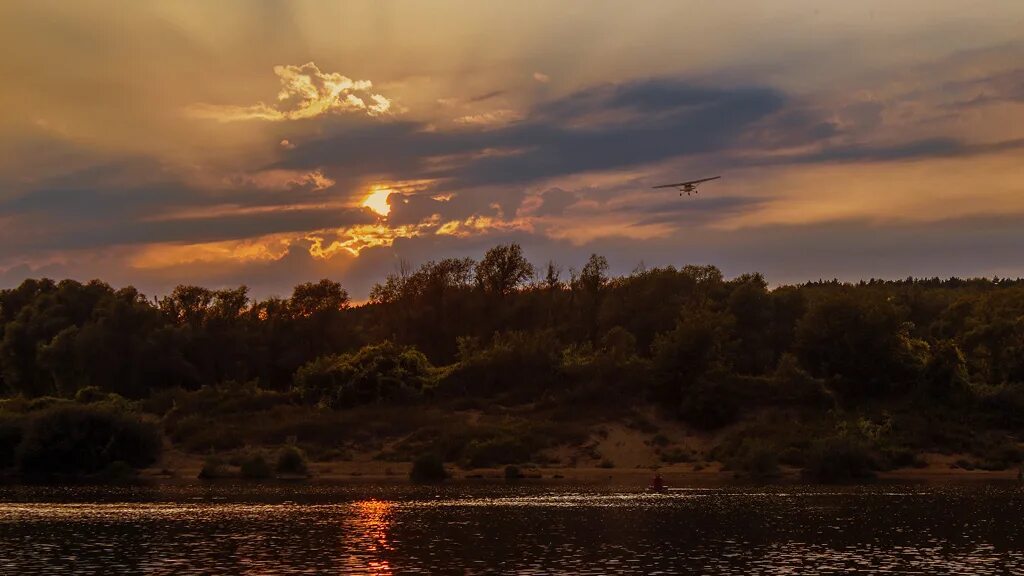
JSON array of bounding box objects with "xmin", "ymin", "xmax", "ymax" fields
[{"xmin": 475, "ymin": 244, "xmax": 535, "ymax": 296}]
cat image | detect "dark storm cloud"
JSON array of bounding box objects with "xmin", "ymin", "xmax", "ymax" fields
[
  {"xmin": 467, "ymin": 90, "xmax": 507, "ymax": 103},
  {"xmin": 532, "ymin": 188, "xmax": 579, "ymax": 217},
  {"xmin": 628, "ymin": 196, "xmax": 767, "ymax": 227},
  {"xmin": 945, "ymin": 67, "xmax": 1024, "ymax": 109},
  {"xmin": 3, "ymin": 154, "xmax": 355, "ymax": 221},
  {"xmin": 745, "ymin": 108, "xmax": 842, "ymax": 148},
  {"xmin": 282, "ymin": 76, "xmax": 1021, "ymax": 197},
  {"xmin": 75, "ymin": 208, "xmax": 372, "ymax": 249},
  {"xmin": 4, "ymin": 182, "xmax": 197, "ymax": 220},
  {"xmin": 533, "ymin": 80, "xmax": 765, "ymax": 119},
  {"xmin": 0, "ymin": 156, "xmax": 374, "ymax": 254},
  {"xmin": 280, "ymin": 79, "xmax": 789, "ymax": 188},
  {"xmin": 0, "ymin": 151, "xmax": 376, "ymax": 255},
  {"xmin": 386, "ymin": 185, "xmax": 527, "ymax": 226},
  {"xmin": 3, "ymin": 205, "xmax": 373, "ymax": 253},
  {"xmin": 385, "ymin": 192, "xmax": 449, "ymax": 225},
  {"xmin": 754, "ymin": 137, "xmax": 1024, "ymax": 166}
]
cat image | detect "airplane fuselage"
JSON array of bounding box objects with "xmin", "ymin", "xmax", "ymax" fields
[{"xmin": 653, "ymin": 175, "xmax": 720, "ymax": 197}]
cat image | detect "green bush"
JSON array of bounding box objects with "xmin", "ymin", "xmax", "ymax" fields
[
  {"xmin": 167, "ymin": 415, "xmax": 246, "ymax": 452},
  {"xmin": 878, "ymin": 447, "xmax": 927, "ymax": 470},
  {"xmin": 651, "ymin": 433, "xmax": 670, "ymax": 447},
  {"xmin": 463, "ymin": 435, "xmax": 536, "ymax": 468},
  {"xmin": 953, "ymin": 458, "xmax": 975, "ymax": 470},
  {"xmin": 679, "ymin": 378, "xmax": 739, "ymax": 430},
  {"xmin": 804, "ymin": 435, "xmax": 875, "ymax": 483},
  {"xmin": 778, "ymin": 446, "xmax": 806, "ymax": 467},
  {"xmin": 660, "ymin": 448, "xmax": 693, "ymax": 464},
  {"xmin": 0, "ymin": 416, "xmax": 25, "ymax": 469},
  {"xmin": 975, "ymin": 440, "xmax": 1022, "ymax": 471},
  {"xmin": 295, "ymin": 342, "xmax": 434, "ymax": 408},
  {"xmin": 410, "ymin": 453, "xmax": 447, "ymax": 482},
  {"xmin": 275, "ymin": 446, "xmax": 309, "ymax": 476},
  {"xmin": 384, "ymin": 419, "xmax": 575, "ymax": 469},
  {"xmin": 772, "ymin": 354, "xmax": 835, "ymax": 408},
  {"xmin": 25, "ymin": 397, "xmax": 68, "ymax": 412},
  {"xmin": 198, "ymin": 455, "xmax": 229, "ymax": 479},
  {"xmin": 795, "ymin": 294, "xmax": 927, "ymax": 398},
  {"xmin": 240, "ymin": 453, "xmax": 273, "ymax": 479},
  {"xmin": 439, "ymin": 331, "xmax": 561, "ymax": 401},
  {"xmin": 504, "ymin": 465, "xmax": 522, "ymax": 480},
  {"xmin": 74, "ymin": 386, "xmax": 109, "ymax": 404},
  {"xmin": 978, "ymin": 384, "xmax": 1024, "ymax": 430},
  {"xmin": 161, "ymin": 383, "xmax": 295, "ymax": 423},
  {"xmin": 732, "ymin": 441, "xmax": 780, "ymax": 480},
  {"xmin": 95, "ymin": 460, "xmax": 138, "ymax": 483},
  {"xmin": 16, "ymin": 405, "xmax": 162, "ymax": 478}
]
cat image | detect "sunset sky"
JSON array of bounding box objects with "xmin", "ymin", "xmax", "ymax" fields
[{"xmin": 2, "ymin": 1, "xmax": 1023, "ymax": 298}]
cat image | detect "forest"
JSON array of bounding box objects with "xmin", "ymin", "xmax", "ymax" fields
[{"xmin": 2, "ymin": 243, "xmax": 1024, "ymax": 482}]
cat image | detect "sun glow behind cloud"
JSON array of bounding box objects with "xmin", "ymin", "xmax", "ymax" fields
[{"xmin": 362, "ymin": 188, "xmax": 393, "ymax": 217}]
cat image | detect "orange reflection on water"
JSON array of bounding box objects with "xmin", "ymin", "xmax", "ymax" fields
[{"xmin": 345, "ymin": 499, "xmax": 395, "ymax": 575}]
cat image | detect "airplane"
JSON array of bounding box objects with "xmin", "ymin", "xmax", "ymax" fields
[{"xmin": 652, "ymin": 176, "xmax": 721, "ymax": 196}]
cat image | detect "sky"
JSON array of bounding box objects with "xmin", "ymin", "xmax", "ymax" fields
[{"xmin": 1, "ymin": 1, "xmax": 1024, "ymax": 299}]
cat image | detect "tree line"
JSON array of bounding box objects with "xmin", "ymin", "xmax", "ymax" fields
[{"xmin": 2, "ymin": 243, "xmax": 1024, "ymax": 432}]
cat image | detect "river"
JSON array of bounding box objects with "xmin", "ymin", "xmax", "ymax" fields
[{"xmin": 1, "ymin": 482, "xmax": 1022, "ymax": 574}]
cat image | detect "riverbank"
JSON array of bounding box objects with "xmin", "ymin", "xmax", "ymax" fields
[{"xmin": 141, "ymin": 449, "xmax": 1022, "ymax": 486}]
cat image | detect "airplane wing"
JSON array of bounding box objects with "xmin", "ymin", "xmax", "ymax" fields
[{"xmin": 651, "ymin": 176, "xmax": 721, "ymax": 189}]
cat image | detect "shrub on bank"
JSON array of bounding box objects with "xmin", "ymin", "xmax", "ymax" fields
[
  {"xmin": 877, "ymin": 447, "xmax": 927, "ymax": 471},
  {"xmin": 660, "ymin": 447, "xmax": 693, "ymax": 464},
  {"xmin": 803, "ymin": 435, "xmax": 875, "ymax": 483},
  {"xmin": 95, "ymin": 460, "xmax": 138, "ymax": 483},
  {"xmin": 275, "ymin": 446, "xmax": 309, "ymax": 476},
  {"xmin": 732, "ymin": 440, "xmax": 781, "ymax": 480},
  {"xmin": 74, "ymin": 386, "xmax": 109, "ymax": 404},
  {"xmin": 679, "ymin": 378, "xmax": 739, "ymax": 430},
  {"xmin": 240, "ymin": 453, "xmax": 273, "ymax": 479},
  {"xmin": 0, "ymin": 416, "xmax": 24, "ymax": 470},
  {"xmin": 410, "ymin": 453, "xmax": 447, "ymax": 482},
  {"xmin": 463, "ymin": 435, "xmax": 536, "ymax": 468},
  {"xmin": 198, "ymin": 455, "xmax": 229, "ymax": 479},
  {"xmin": 975, "ymin": 440, "xmax": 1022, "ymax": 471},
  {"xmin": 295, "ymin": 342, "xmax": 434, "ymax": 409},
  {"xmin": 16, "ymin": 404, "xmax": 162, "ymax": 478}
]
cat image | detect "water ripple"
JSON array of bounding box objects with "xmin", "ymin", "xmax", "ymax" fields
[{"xmin": 0, "ymin": 484, "xmax": 1021, "ymax": 574}]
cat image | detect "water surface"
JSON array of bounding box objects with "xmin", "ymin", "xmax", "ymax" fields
[{"xmin": 1, "ymin": 482, "xmax": 1022, "ymax": 574}]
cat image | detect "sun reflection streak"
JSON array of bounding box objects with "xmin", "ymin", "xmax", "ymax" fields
[{"xmin": 344, "ymin": 499, "xmax": 396, "ymax": 575}]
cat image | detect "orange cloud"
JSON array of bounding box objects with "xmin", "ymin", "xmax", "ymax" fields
[
  {"xmin": 453, "ymin": 109, "xmax": 524, "ymax": 126},
  {"xmin": 129, "ymin": 236, "xmax": 294, "ymax": 269},
  {"xmin": 435, "ymin": 215, "xmax": 532, "ymax": 238},
  {"xmin": 186, "ymin": 62, "xmax": 392, "ymax": 122},
  {"xmin": 308, "ymin": 218, "xmax": 440, "ymax": 257}
]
